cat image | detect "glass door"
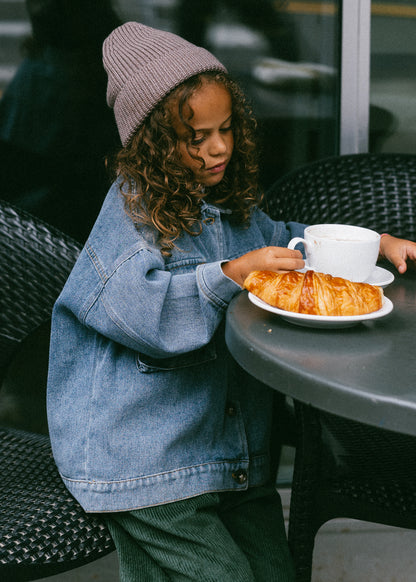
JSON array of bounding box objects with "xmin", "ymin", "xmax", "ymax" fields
[{"xmin": 117, "ymin": 0, "xmax": 342, "ymax": 189}]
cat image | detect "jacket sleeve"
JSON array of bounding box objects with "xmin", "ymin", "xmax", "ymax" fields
[
  {"xmin": 58, "ymin": 242, "xmax": 241, "ymax": 359},
  {"xmin": 56, "ymin": 209, "xmax": 306, "ymax": 359},
  {"xmin": 250, "ymin": 207, "xmax": 307, "ymax": 250}
]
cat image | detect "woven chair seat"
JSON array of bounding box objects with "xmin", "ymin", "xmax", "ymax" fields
[{"xmin": 0, "ymin": 428, "xmax": 115, "ymax": 581}]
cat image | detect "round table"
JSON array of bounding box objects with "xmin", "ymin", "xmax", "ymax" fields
[{"xmin": 225, "ymin": 264, "xmax": 416, "ymax": 436}]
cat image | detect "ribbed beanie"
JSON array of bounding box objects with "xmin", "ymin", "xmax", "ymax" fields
[{"xmin": 103, "ymin": 21, "xmax": 227, "ymax": 146}]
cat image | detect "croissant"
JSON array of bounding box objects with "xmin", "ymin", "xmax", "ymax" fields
[{"xmin": 244, "ymin": 270, "xmax": 383, "ymax": 316}]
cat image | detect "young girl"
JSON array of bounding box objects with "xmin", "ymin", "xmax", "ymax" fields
[{"xmin": 47, "ymin": 22, "xmax": 416, "ymax": 582}]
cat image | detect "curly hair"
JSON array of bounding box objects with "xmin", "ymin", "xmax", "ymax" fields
[{"xmin": 112, "ymin": 71, "xmax": 262, "ymax": 255}]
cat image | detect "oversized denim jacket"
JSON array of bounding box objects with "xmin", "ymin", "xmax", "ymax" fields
[{"xmin": 47, "ymin": 180, "xmax": 305, "ymax": 512}]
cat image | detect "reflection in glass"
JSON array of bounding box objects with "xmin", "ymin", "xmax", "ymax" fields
[
  {"xmin": 0, "ymin": 1, "xmax": 342, "ymax": 193},
  {"xmin": 118, "ymin": 0, "xmax": 341, "ymax": 188},
  {"xmin": 370, "ymin": 1, "xmax": 416, "ymax": 154}
]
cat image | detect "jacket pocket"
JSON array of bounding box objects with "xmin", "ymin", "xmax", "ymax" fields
[{"xmin": 136, "ymin": 341, "xmax": 217, "ymax": 373}]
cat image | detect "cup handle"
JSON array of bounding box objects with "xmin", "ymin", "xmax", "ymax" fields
[
  {"xmin": 287, "ymin": 237, "xmax": 306, "ymax": 251},
  {"xmin": 288, "ymin": 237, "xmax": 313, "ymax": 270}
]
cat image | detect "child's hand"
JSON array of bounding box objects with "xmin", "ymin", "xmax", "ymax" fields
[
  {"xmin": 380, "ymin": 234, "xmax": 416, "ymax": 274},
  {"xmin": 222, "ymin": 246, "xmax": 304, "ymax": 287}
]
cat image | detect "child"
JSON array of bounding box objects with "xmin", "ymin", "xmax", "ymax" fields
[{"xmin": 47, "ymin": 22, "xmax": 416, "ymax": 582}]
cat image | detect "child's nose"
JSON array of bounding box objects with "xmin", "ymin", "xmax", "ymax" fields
[{"xmin": 208, "ymin": 133, "xmax": 227, "ymax": 156}]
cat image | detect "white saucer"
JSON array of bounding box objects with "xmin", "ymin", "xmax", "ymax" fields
[
  {"xmin": 298, "ymin": 266, "xmax": 394, "ymax": 288},
  {"xmin": 364, "ymin": 266, "xmax": 394, "ymax": 288},
  {"xmin": 248, "ymin": 293, "xmax": 393, "ymax": 329}
]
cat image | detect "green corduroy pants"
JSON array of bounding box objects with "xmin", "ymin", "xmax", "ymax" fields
[{"xmin": 103, "ymin": 483, "xmax": 295, "ymax": 581}]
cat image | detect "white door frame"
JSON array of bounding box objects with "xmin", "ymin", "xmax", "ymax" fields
[{"xmin": 340, "ymin": 0, "xmax": 371, "ymax": 153}]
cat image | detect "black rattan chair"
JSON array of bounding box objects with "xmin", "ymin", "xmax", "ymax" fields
[
  {"xmin": 267, "ymin": 152, "xmax": 416, "ymax": 582},
  {"xmin": 266, "ymin": 152, "xmax": 416, "ymax": 240},
  {"xmin": 0, "ymin": 200, "xmax": 115, "ymax": 581}
]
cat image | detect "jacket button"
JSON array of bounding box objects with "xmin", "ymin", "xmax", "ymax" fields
[
  {"xmin": 226, "ymin": 402, "xmax": 237, "ymax": 416},
  {"xmin": 232, "ymin": 469, "xmax": 247, "ymax": 484}
]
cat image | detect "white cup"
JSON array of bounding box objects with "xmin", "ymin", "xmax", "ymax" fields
[{"xmin": 288, "ymin": 224, "xmax": 381, "ymax": 282}]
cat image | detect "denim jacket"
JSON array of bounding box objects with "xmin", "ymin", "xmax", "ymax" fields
[{"xmin": 47, "ymin": 180, "xmax": 305, "ymax": 512}]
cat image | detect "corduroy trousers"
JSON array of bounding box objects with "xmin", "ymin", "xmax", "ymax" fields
[{"xmin": 103, "ymin": 483, "xmax": 295, "ymax": 581}]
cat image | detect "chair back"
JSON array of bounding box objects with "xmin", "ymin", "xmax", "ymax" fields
[
  {"xmin": 0, "ymin": 200, "xmax": 115, "ymax": 581},
  {"xmin": 266, "ymin": 153, "xmax": 416, "ymax": 239},
  {"xmin": 0, "ymin": 200, "xmax": 81, "ymax": 374}
]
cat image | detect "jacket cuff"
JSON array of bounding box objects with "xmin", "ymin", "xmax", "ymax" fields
[{"xmin": 197, "ymin": 261, "xmax": 242, "ymax": 309}]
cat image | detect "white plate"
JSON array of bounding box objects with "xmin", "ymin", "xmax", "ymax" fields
[
  {"xmin": 364, "ymin": 266, "xmax": 394, "ymax": 288},
  {"xmin": 248, "ymin": 293, "xmax": 394, "ymax": 329}
]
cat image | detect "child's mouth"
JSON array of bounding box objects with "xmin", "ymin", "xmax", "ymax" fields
[{"xmin": 207, "ymin": 162, "xmax": 227, "ymax": 174}]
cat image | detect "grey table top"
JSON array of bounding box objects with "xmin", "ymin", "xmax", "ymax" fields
[{"xmin": 225, "ymin": 263, "xmax": 416, "ymax": 436}]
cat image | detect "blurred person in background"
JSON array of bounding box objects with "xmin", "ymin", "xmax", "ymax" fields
[
  {"xmin": 176, "ymin": 0, "xmax": 298, "ymax": 61},
  {"xmin": 0, "ymin": 0, "xmax": 122, "ymax": 242}
]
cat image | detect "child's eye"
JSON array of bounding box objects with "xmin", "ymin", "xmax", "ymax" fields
[
  {"xmin": 191, "ymin": 136, "xmax": 205, "ymax": 146},
  {"xmin": 221, "ymin": 126, "xmax": 232, "ymax": 133}
]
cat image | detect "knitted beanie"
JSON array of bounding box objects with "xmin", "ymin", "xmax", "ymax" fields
[{"xmin": 103, "ymin": 21, "xmax": 227, "ymax": 146}]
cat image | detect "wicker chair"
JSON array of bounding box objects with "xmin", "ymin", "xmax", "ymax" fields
[
  {"xmin": 266, "ymin": 152, "xmax": 416, "ymax": 582},
  {"xmin": 0, "ymin": 200, "xmax": 115, "ymax": 581},
  {"xmin": 266, "ymin": 152, "xmax": 416, "ymax": 240}
]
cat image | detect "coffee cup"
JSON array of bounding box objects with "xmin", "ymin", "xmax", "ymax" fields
[{"xmin": 288, "ymin": 224, "xmax": 380, "ymax": 282}]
